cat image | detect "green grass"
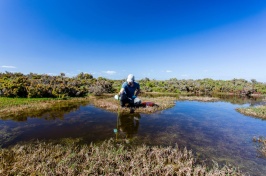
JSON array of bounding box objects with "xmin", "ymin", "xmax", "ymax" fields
[
  {"xmin": 0, "ymin": 97, "xmax": 55, "ymax": 109},
  {"xmin": 236, "ymin": 105, "xmax": 266, "ymax": 120},
  {"xmin": 0, "ymin": 97, "xmax": 91, "ymax": 119}
]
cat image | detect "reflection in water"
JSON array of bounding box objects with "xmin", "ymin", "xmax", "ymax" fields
[
  {"xmin": 214, "ymin": 94, "xmax": 264, "ymax": 106},
  {"xmin": 1, "ymin": 96, "xmax": 266, "ymax": 175},
  {"xmin": 0, "ymin": 101, "xmax": 88, "ymax": 121},
  {"xmin": 114, "ymin": 112, "xmax": 141, "ymax": 143}
]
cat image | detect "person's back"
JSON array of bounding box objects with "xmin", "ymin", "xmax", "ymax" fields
[{"xmin": 121, "ymin": 81, "xmax": 140, "ymax": 98}]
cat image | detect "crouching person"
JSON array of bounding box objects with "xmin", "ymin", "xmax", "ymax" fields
[{"xmin": 118, "ymin": 74, "xmax": 141, "ymax": 107}]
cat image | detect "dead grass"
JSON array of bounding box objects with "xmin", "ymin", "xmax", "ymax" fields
[
  {"xmin": 178, "ymin": 96, "xmax": 220, "ymax": 102},
  {"xmin": 0, "ymin": 95, "xmax": 177, "ymax": 118},
  {"xmin": 236, "ymin": 105, "xmax": 266, "ymax": 120},
  {"xmin": 0, "ymin": 139, "xmax": 243, "ymax": 175},
  {"xmin": 0, "ymin": 94, "xmax": 223, "ymax": 117},
  {"xmin": 92, "ymin": 96, "xmax": 177, "ymax": 114}
]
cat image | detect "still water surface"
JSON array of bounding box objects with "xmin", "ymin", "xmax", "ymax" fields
[{"xmin": 1, "ymin": 97, "xmax": 266, "ymax": 175}]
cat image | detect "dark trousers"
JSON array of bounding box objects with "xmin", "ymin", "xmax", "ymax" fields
[{"xmin": 120, "ymin": 93, "xmax": 134, "ymax": 107}]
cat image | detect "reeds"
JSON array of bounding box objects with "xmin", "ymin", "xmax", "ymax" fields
[
  {"xmin": 253, "ymin": 137, "xmax": 266, "ymax": 157},
  {"xmin": 0, "ymin": 139, "xmax": 243, "ymax": 175},
  {"xmin": 236, "ymin": 105, "xmax": 266, "ymax": 120}
]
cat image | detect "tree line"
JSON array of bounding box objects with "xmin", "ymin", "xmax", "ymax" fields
[
  {"xmin": 0, "ymin": 72, "xmax": 265, "ymax": 98},
  {"xmin": 138, "ymin": 77, "xmax": 266, "ymax": 96},
  {"xmin": 0, "ymin": 72, "xmax": 114, "ymax": 98}
]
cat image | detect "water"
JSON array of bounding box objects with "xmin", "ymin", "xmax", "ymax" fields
[{"xmin": 1, "ymin": 97, "xmax": 266, "ymax": 175}]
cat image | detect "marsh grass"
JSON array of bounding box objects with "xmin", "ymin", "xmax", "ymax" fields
[
  {"xmin": 236, "ymin": 105, "xmax": 266, "ymax": 120},
  {"xmin": 0, "ymin": 139, "xmax": 242, "ymax": 175},
  {"xmin": 0, "ymin": 97, "xmax": 55, "ymax": 108},
  {"xmin": 92, "ymin": 96, "xmax": 177, "ymax": 113},
  {"xmin": 0, "ymin": 95, "xmax": 221, "ymax": 118},
  {"xmin": 0, "ymin": 95, "xmax": 177, "ymax": 119},
  {"xmin": 253, "ymin": 137, "xmax": 266, "ymax": 158},
  {"xmin": 178, "ymin": 96, "xmax": 220, "ymax": 102},
  {"xmin": 0, "ymin": 97, "xmax": 91, "ymax": 119}
]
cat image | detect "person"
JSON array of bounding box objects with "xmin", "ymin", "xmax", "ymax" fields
[
  {"xmin": 118, "ymin": 74, "xmax": 141, "ymax": 107},
  {"xmin": 117, "ymin": 112, "xmax": 141, "ymax": 143}
]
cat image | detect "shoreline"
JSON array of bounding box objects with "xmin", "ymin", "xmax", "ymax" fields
[
  {"xmin": 0, "ymin": 97, "xmax": 91, "ymax": 119},
  {"xmin": 0, "ymin": 95, "xmax": 224, "ymax": 118}
]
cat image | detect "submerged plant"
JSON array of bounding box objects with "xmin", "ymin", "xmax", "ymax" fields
[{"xmin": 253, "ymin": 137, "xmax": 266, "ymax": 158}]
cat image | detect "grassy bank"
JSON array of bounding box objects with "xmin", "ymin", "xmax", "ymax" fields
[
  {"xmin": 178, "ymin": 96, "xmax": 220, "ymax": 102},
  {"xmin": 0, "ymin": 139, "xmax": 242, "ymax": 175},
  {"xmin": 0, "ymin": 95, "xmax": 224, "ymax": 118},
  {"xmin": 92, "ymin": 96, "xmax": 177, "ymax": 113},
  {"xmin": 0, "ymin": 97, "xmax": 91, "ymax": 119},
  {"xmin": 0, "ymin": 97, "xmax": 55, "ymax": 109},
  {"xmin": 0, "ymin": 95, "xmax": 178, "ymax": 118},
  {"xmin": 236, "ymin": 105, "xmax": 266, "ymax": 120}
]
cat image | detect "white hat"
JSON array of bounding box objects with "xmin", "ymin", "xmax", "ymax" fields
[{"xmin": 127, "ymin": 74, "xmax": 135, "ymax": 82}]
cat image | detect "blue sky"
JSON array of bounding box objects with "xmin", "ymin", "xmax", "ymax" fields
[{"xmin": 1, "ymin": 0, "xmax": 266, "ymax": 82}]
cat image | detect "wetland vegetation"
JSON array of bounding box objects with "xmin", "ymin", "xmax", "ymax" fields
[
  {"xmin": 0, "ymin": 97, "xmax": 91, "ymax": 120},
  {"xmin": 253, "ymin": 137, "xmax": 266, "ymax": 158},
  {"xmin": 1, "ymin": 72, "xmax": 266, "ymax": 98},
  {"xmin": 0, "ymin": 139, "xmax": 242, "ymax": 175},
  {"xmin": 236, "ymin": 105, "xmax": 266, "ymax": 120},
  {"xmin": 1, "ymin": 71, "xmax": 266, "ymax": 175}
]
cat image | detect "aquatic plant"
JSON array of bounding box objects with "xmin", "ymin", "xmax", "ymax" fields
[
  {"xmin": 0, "ymin": 139, "xmax": 243, "ymax": 175},
  {"xmin": 253, "ymin": 137, "xmax": 266, "ymax": 158}
]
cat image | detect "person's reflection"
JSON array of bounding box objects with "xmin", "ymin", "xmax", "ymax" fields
[{"xmin": 116, "ymin": 112, "xmax": 141, "ymax": 143}]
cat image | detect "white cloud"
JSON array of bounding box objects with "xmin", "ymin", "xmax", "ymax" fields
[
  {"xmin": 103, "ymin": 70, "xmax": 116, "ymax": 75},
  {"xmin": 1, "ymin": 65, "xmax": 16, "ymax": 69},
  {"xmin": 166, "ymin": 70, "xmax": 172, "ymax": 73}
]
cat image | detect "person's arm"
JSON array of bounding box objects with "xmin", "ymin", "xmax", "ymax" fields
[
  {"xmin": 135, "ymin": 88, "xmax": 140, "ymax": 97},
  {"xmin": 118, "ymin": 87, "xmax": 124, "ymax": 96}
]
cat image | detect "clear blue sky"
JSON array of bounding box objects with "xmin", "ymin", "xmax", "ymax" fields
[{"xmin": 1, "ymin": 0, "xmax": 266, "ymax": 82}]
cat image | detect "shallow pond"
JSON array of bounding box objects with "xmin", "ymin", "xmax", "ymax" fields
[{"xmin": 1, "ymin": 97, "xmax": 266, "ymax": 175}]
